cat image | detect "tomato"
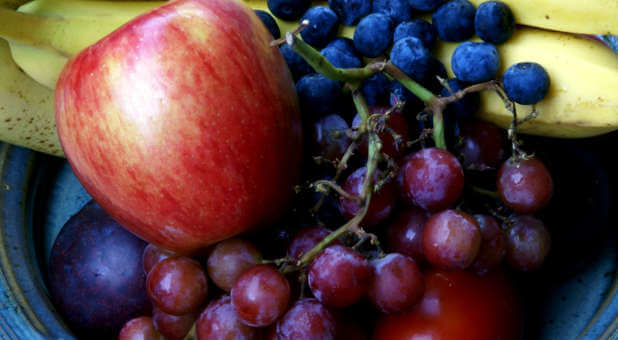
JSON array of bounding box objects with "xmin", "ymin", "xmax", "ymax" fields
[{"xmin": 373, "ymin": 269, "xmax": 522, "ymax": 340}]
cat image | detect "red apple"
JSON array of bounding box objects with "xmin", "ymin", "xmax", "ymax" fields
[{"xmin": 54, "ymin": 0, "xmax": 302, "ymax": 254}]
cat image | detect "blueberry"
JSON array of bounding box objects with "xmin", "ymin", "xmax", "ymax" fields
[
  {"xmin": 361, "ymin": 73, "xmax": 391, "ymax": 106},
  {"xmin": 296, "ymin": 73, "xmax": 343, "ymax": 117},
  {"xmin": 328, "ymin": 0, "xmax": 372, "ymax": 26},
  {"xmin": 440, "ymin": 78, "xmax": 480, "ymax": 120},
  {"xmin": 503, "ymin": 62, "xmax": 550, "ymax": 105},
  {"xmin": 408, "ymin": 0, "xmax": 444, "ymax": 11},
  {"xmin": 354, "ymin": 13, "xmax": 393, "ymax": 58},
  {"xmin": 389, "ymin": 37, "xmax": 432, "ymax": 82},
  {"xmin": 300, "ymin": 6, "xmax": 340, "ymax": 48},
  {"xmin": 451, "ymin": 41, "xmax": 500, "ymax": 83},
  {"xmin": 254, "ymin": 10, "xmax": 281, "ymax": 39},
  {"xmin": 432, "ymin": 0, "xmax": 476, "ymax": 42},
  {"xmin": 325, "ymin": 37, "xmax": 361, "ymax": 58},
  {"xmin": 372, "ymin": 0, "xmax": 413, "ymax": 25},
  {"xmin": 474, "ymin": 1, "xmax": 515, "ymax": 44},
  {"xmin": 321, "ymin": 46, "xmax": 362, "ymax": 68},
  {"xmin": 393, "ymin": 19, "xmax": 437, "ymax": 48},
  {"xmin": 280, "ymin": 44, "xmax": 313, "ymax": 81},
  {"xmin": 267, "ymin": 0, "xmax": 311, "ymax": 20}
]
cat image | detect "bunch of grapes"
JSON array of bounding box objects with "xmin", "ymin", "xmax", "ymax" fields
[{"xmin": 118, "ymin": 0, "xmax": 556, "ymax": 339}]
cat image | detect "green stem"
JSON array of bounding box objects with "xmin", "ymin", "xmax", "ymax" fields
[
  {"xmin": 432, "ymin": 107, "xmax": 447, "ymax": 149},
  {"xmin": 382, "ymin": 62, "xmax": 436, "ymax": 104},
  {"xmin": 287, "ymin": 33, "xmax": 379, "ymax": 83}
]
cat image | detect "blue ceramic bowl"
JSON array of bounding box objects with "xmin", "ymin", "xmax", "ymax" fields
[{"xmin": 1, "ymin": 137, "xmax": 617, "ymax": 339}]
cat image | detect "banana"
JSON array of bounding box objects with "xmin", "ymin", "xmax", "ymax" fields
[
  {"xmin": 433, "ymin": 27, "xmax": 618, "ymax": 138},
  {"xmin": 468, "ymin": 0, "xmax": 618, "ymax": 36},
  {"xmin": 0, "ymin": 38, "xmax": 63, "ymax": 156}
]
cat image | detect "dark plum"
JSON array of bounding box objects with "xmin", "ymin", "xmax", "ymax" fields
[
  {"xmin": 432, "ymin": 0, "xmax": 476, "ymax": 42},
  {"xmin": 399, "ymin": 148, "xmax": 464, "ymax": 212},
  {"xmin": 277, "ymin": 298, "xmax": 338, "ymax": 340},
  {"xmin": 300, "ymin": 6, "xmax": 340, "ymax": 48},
  {"xmin": 118, "ymin": 317, "xmax": 164, "ymax": 340},
  {"xmin": 152, "ymin": 308, "xmax": 196, "ymax": 340},
  {"xmin": 48, "ymin": 200, "xmax": 150, "ymax": 340},
  {"xmin": 368, "ymin": 253, "xmax": 425, "ymax": 313},
  {"xmin": 308, "ymin": 245, "xmax": 373, "ymax": 307},
  {"xmin": 474, "ymin": 1, "xmax": 515, "ymax": 44},
  {"xmin": 505, "ymin": 215, "xmax": 551, "ymax": 271},
  {"xmin": 206, "ymin": 237, "xmax": 261, "ymax": 292},
  {"xmin": 147, "ymin": 256, "xmax": 208, "ymax": 315},
  {"xmin": 422, "ymin": 209, "xmax": 481, "ymax": 270},
  {"xmin": 231, "ymin": 265, "xmax": 291, "ymax": 327},
  {"xmin": 339, "ymin": 167, "xmax": 397, "ymax": 227},
  {"xmin": 353, "ymin": 13, "xmax": 393, "ymax": 57},
  {"xmin": 385, "ymin": 207, "xmax": 429, "ymax": 263},
  {"xmin": 459, "ymin": 120, "xmax": 505, "ymax": 169},
  {"xmin": 503, "ymin": 62, "xmax": 550, "ymax": 105},
  {"xmin": 497, "ymin": 156, "xmax": 554, "ymax": 214},
  {"xmin": 254, "ymin": 9, "xmax": 281, "ymax": 39},
  {"xmin": 470, "ymin": 215, "xmax": 507, "ymax": 275},
  {"xmin": 196, "ymin": 296, "xmax": 261, "ymax": 340}
]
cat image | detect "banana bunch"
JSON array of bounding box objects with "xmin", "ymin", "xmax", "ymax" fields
[{"xmin": 0, "ymin": 0, "xmax": 617, "ymax": 157}]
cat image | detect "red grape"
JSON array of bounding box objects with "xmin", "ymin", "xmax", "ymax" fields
[
  {"xmin": 147, "ymin": 256, "xmax": 208, "ymax": 315},
  {"xmin": 460, "ymin": 121, "xmax": 505, "ymax": 169},
  {"xmin": 231, "ymin": 264, "xmax": 291, "ymax": 327},
  {"xmin": 339, "ymin": 167, "xmax": 397, "ymax": 227},
  {"xmin": 313, "ymin": 114, "xmax": 351, "ymax": 161},
  {"xmin": 353, "ymin": 108, "xmax": 410, "ymax": 158},
  {"xmin": 143, "ymin": 243, "xmax": 175, "ymax": 274},
  {"xmin": 368, "ymin": 253, "xmax": 425, "ymax": 314},
  {"xmin": 470, "ymin": 215, "xmax": 507, "ymax": 275},
  {"xmin": 385, "ymin": 207, "xmax": 429, "ymax": 263},
  {"xmin": 276, "ymin": 298, "xmax": 338, "ymax": 340},
  {"xmin": 206, "ymin": 238, "xmax": 261, "ymax": 291},
  {"xmin": 287, "ymin": 225, "xmax": 342, "ymax": 259},
  {"xmin": 422, "ymin": 209, "xmax": 481, "ymax": 270},
  {"xmin": 399, "ymin": 148, "xmax": 464, "ymax": 212},
  {"xmin": 308, "ymin": 245, "xmax": 373, "ymax": 307},
  {"xmin": 497, "ymin": 156, "xmax": 553, "ymax": 214},
  {"xmin": 505, "ymin": 215, "xmax": 551, "ymax": 271},
  {"xmin": 196, "ymin": 296, "xmax": 261, "ymax": 340},
  {"xmin": 118, "ymin": 316, "xmax": 164, "ymax": 340},
  {"xmin": 152, "ymin": 307, "xmax": 196, "ymax": 340}
]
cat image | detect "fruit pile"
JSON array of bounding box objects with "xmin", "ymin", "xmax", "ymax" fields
[{"xmin": 39, "ymin": 0, "xmax": 579, "ymax": 339}]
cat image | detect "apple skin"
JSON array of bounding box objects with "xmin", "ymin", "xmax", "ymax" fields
[{"xmin": 55, "ymin": 0, "xmax": 302, "ymax": 254}]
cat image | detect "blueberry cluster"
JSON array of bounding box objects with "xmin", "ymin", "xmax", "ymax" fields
[{"xmin": 259, "ymin": 0, "xmax": 549, "ymax": 122}]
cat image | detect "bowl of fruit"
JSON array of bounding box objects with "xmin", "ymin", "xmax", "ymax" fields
[{"xmin": 0, "ymin": 0, "xmax": 617, "ymax": 339}]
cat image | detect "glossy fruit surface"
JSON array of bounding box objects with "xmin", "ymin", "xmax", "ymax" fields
[
  {"xmin": 339, "ymin": 167, "xmax": 397, "ymax": 227},
  {"xmin": 497, "ymin": 156, "xmax": 553, "ymax": 214},
  {"xmin": 422, "ymin": 209, "xmax": 481, "ymax": 270},
  {"xmin": 385, "ymin": 207, "xmax": 429, "ymax": 263},
  {"xmin": 373, "ymin": 269, "xmax": 522, "ymax": 340},
  {"xmin": 48, "ymin": 201, "xmax": 150, "ymax": 340},
  {"xmin": 231, "ymin": 264, "xmax": 291, "ymax": 327},
  {"xmin": 206, "ymin": 238, "xmax": 261, "ymax": 292},
  {"xmin": 146, "ymin": 256, "xmax": 208, "ymax": 315},
  {"xmin": 276, "ymin": 298, "xmax": 338, "ymax": 340},
  {"xmin": 505, "ymin": 215, "xmax": 551, "ymax": 271},
  {"xmin": 196, "ymin": 296, "xmax": 261, "ymax": 340},
  {"xmin": 118, "ymin": 316, "xmax": 164, "ymax": 340},
  {"xmin": 368, "ymin": 253, "xmax": 424, "ymax": 313},
  {"xmin": 399, "ymin": 148, "xmax": 464, "ymax": 212},
  {"xmin": 55, "ymin": 0, "xmax": 302, "ymax": 255}
]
